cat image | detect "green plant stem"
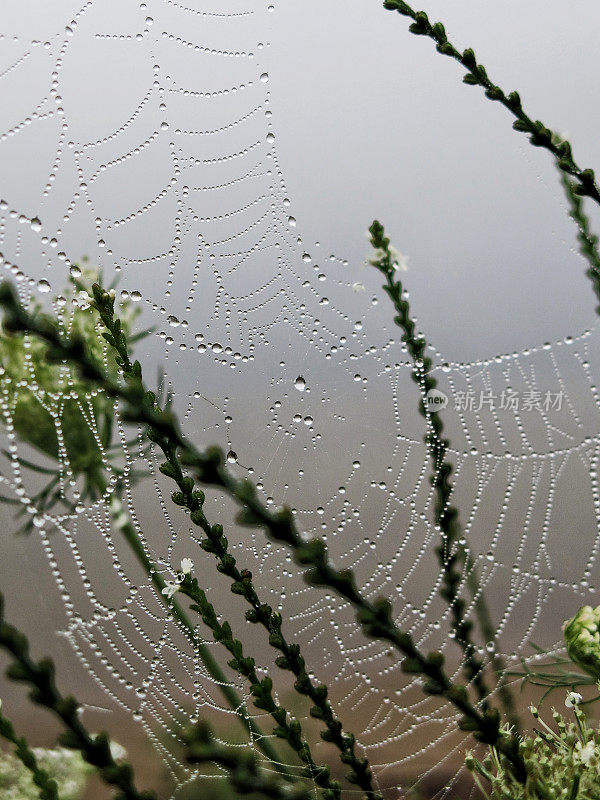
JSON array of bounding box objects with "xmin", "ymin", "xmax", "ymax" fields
[
  {"xmin": 159, "ymin": 476, "xmax": 379, "ymax": 798},
  {"xmin": 183, "ymin": 722, "xmax": 310, "ymax": 800},
  {"xmin": 569, "ymin": 773, "xmax": 581, "ymax": 800},
  {"xmin": 0, "ymin": 592, "xmax": 153, "ymax": 800},
  {"xmin": 381, "ymin": 1, "xmax": 600, "ymax": 205},
  {"xmin": 178, "ymin": 575, "xmax": 341, "ymax": 800},
  {"xmin": 107, "ymin": 495, "xmax": 294, "ymax": 778},
  {"xmin": 0, "ymin": 703, "xmax": 60, "ymax": 800},
  {"xmin": 0, "ymin": 282, "xmax": 528, "ymax": 783},
  {"xmin": 0, "ymin": 284, "xmax": 377, "ymax": 797},
  {"xmin": 560, "ymin": 169, "xmax": 600, "ymax": 314},
  {"xmin": 366, "ymin": 221, "xmax": 519, "ymax": 730},
  {"xmin": 99, "ymin": 301, "xmax": 380, "ymax": 797}
]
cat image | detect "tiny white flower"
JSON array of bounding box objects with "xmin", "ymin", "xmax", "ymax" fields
[
  {"xmin": 73, "ymin": 290, "xmax": 91, "ymax": 310},
  {"xmin": 565, "ymin": 691, "xmax": 583, "ymax": 708},
  {"xmin": 391, "ymin": 248, "xmax": 409, "ymax": 272},
  {"xmin": 108, "ymin": 288, "xmax": 116, "ymax": 299},
  {"xmin": 108, "ymin": 741, "xmax": 127, "ymax": 761},
  {"xmin": 577, "ymin": 741, "xmax": 595, "ymax": 765},
  {"xmin": 352, "ymin": 282, "xmax": 366, "ymax": 293},
  {"xmin": 181, "ymin": 557, "xmax": 193, "ymax": 575},
  {"xmin": 161, "ymin": 580, "xmax": 180, "ymax": 600}
]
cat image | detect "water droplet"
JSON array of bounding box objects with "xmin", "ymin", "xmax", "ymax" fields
[
  {"xmin": 266, "ymin": 132, "xmax": 275, "ymax": 143},
  {"xmin": 30, "ymin": 217, "xmax": 42, "ymax": 232},
  {"xmin": 226, "ymin": 450, "xmax": 238, "ymax": 464},
  {"xmin": 37, "ymin": 279, "xmax": 51, "ymax": 293},
  {"xmin": 294, "ymin": 376, "xmax": 306, "ymax": 391},
  {"xmin": 260, "ymin": 72, "xmax": 269, "ymax": 82},
  {"xmin": 32, "ymin": 515, "xmax": 45, "ymax": 528},
  {"xmin": 131, "ymin": 291, "xmax": 142, "ymax": 302},
  {"xmin": 288, "ymin": 216, "xmax": 296, "ymax": 227},
  {"xmin": 167, "ymin": 315, "xmax": 180, "ymax": 327}
]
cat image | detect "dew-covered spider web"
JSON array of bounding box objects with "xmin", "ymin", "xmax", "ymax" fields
[{"xmin": 1, "ymin": 1, "xmax": 600, "ymax": 798}]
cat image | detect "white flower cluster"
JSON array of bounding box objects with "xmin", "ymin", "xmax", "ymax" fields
[
  {"xmin": 72, "ymin": 290, "xmax": 92, "ymax": 310},
  {"xmin": 363, "ymin": 233, "xmax": 409, "ymax": 272},
  {"xmin": 161, "ymin": 557, "xmax": 194, "ymax": 599},
  {"xmin": 565, "ymin": 690, "xmax": 583, "ymax": 708},
  {"xmin": 468, "ymin": 693, "xmax": 600, "ymax": 797}
]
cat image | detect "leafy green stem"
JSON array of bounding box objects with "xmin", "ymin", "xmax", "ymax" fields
[
  {"xmin": 0, "ymin": 592, "xmax": 153, "ymax": 800},
  {"xmin": 96, "ymin": 293, "xmax": 381, "ymax": 799},
  {"xmin": 559, "ymin": 169, "xmax": 600, "ymax": 314},
  {"xmin": 382, "ymin": 0, "xmax": 600, "ymax": 205},
  {"xmin": 0, "ymin": 700, "xmax": 61, "ymax": 800},
  {"xmin": 107, "ymin": 494, "xmax": 292, "ymax": 777},
  {"xmin": 177, "ymin": 574, "xmax": 341, "ymax": 800},
  {"xmin": 183, "ymin": 722, "xmax": 311, "ymax": 800},
  {"xmin": 157, "ymin": 465, "xmax": 380, "ymax": 799},
  {"xmin": 0, "ymin": 282, "xmax": 528, "ymax": 783},
  {"xmin": 366, "ymin": 221, "xmax": 519, "ymax": 729}
]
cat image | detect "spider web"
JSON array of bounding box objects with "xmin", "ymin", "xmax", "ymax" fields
[{"xmin": 0, "ymin": 1, "xmax": 600, "ymax": 798}]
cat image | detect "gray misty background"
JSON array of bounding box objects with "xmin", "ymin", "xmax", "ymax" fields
[{"xmin": 0, "ymin": 0, "xmax": 600, "ymax": 796}]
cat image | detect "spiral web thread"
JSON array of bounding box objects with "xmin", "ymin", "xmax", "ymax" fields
[{"xmin": 0, "ymin": 2, "xmax": 599, "ymax": 798}]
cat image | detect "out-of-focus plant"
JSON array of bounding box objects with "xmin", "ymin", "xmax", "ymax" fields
[
  {"xmin": 0, "ymin": 745, "xmax": 92, "ymax": 800},
  {"xmin": 183, "ymin": 722, "xmax": 311, "ymax": 800},
  {"xmin": 0, "ymin": 267, "xmax": 151, "ymax": 532},
  {"xmin": 0, "ymin": 269, "xmax": 293, "ymax": 773},
  {"xmin": 0, "ymin": 593, "xmax": 153, "ymax": 800}
]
